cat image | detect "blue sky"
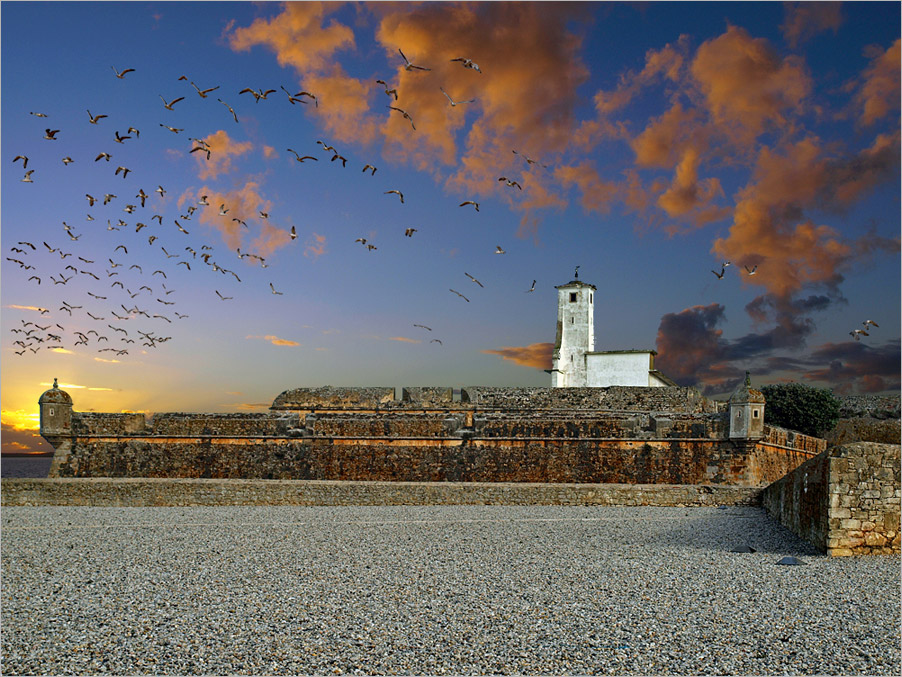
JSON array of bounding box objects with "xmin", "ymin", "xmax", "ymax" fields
[{"xmin": 2, "ymin": 1, "xmax": 899, "ymax": 451}]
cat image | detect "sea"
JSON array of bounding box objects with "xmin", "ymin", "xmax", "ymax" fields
[{"xmin": 0, "ymin": 455, "xmax": 53, "ymax": 478}]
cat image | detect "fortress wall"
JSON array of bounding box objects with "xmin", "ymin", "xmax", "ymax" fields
[
  {"xmin": 271, "ymin": 387, "xmax": 396, "ymax": 410},
  {"xmin": 761, "ymin": 425, "xmax": 829, "ymax": 454},
  {"xmin": 151, "ymin": 413, "xmax": 301, "ymax": 437},
  {"xmin": 401, "ymin": 387, "xmax": 454, "ymax": 406},
  {"xmin": 73, "ymin": 413, "xmax": 148, "ymax": 436},
  {"xmin": 462, "ymin": 386, "xmax": 716, "ymax": 413},
  {"xmin": 49, "ymin": 436, "xmax": 800, "ymax": 486},
  {"xmin": 306, "ymin": 413, "xmax": 459, "ymax": 437},
  {"xmin": 473, "ymin": 413, "xmax": 727, "ymax": 439},
  {"xmin": 762, "ymin": 442, "xmax": 900, "ymax": 555}
]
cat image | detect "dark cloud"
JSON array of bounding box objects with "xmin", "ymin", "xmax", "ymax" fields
[{"xmin": 655, "ymin": 301, "xmax": 900, "ymax": 396}]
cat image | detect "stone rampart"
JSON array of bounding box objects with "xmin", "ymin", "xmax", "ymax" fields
[
  {"xmin": 306, "ymin": 413, "xmax": 458, "ymax": 437},
  {"xmin": 271, "ymin": 387, "xmax": 396, "ymax": 410},
  {"xmin": 48, "ymin": 436, "xmax": 813, "ymax": 486},
  {"xmin": 151, "ymin": 413, "xmax": 301, "ymax": 437},
  {"xmin": 762, "ymin": 442, "xmax": 900, "ymax": 556},
  {"xmin": 72, "ymin": 412, "xmax": 148, "ymax": 436},
  {"xmin": 462, "ymin": 386, "xmax": 717, "ymax": 413},
  {"xmin": 0, "ymin": 478, "xmax": 763, "ymax": 507},
  {"xmin": 760, "ymin": 425, "xmax": 828, "ymax": 454}
]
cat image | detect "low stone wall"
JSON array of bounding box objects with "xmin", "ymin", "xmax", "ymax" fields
[
  {"xmin": 306, "ymin": 413, "xmax": 458, "ymax": 437},
  {"xmin": 151, "ymin": 413, "xmax": 301, "ymax": 437},
  {"xmin": 0, "ymin": 478, "xmax": 763, "ymax": 507},
  {"xmin": 760, "ymin": 426, "xmax": 828, "ymax": 454},
  {"xmin": 473, "ymin": 412, "xmax": 726, "ymax": 439},
  {"xmin": 762, "ymin": 442, "xmax": 900, "ymax": 555}
]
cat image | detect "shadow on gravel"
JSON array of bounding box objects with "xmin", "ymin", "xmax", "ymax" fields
[{"xmin": 653, "ymin": 506, "xmax": 823, "ymax": 557}]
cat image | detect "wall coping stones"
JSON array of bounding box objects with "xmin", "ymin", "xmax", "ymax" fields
[{"xmin": 0, "ymin": 478, "xmax": 763, "ymax": 507}]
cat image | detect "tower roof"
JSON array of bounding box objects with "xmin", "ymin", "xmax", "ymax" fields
[
  {"xmin": 555, "ymin": 279, "xmax": 597, "ymax": 291},
  {"xmin": 729, "ymin": 372, "xmax": 765, "ymax": 404},
  {"xmin": 39, "ymin": 378, "xmax": 72, "ymax": 405}
]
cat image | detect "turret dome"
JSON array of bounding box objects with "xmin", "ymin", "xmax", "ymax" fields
[{"xmin": 38, "ymin": 378, "xmax": 72, "ymax": 405}]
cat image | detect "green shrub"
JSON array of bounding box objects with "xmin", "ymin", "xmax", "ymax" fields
[{"xmin": 760, "ymin": 383, "xmax": 841, "ymax": 437}]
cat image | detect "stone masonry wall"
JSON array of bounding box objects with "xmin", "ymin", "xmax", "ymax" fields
[
  {"xmin": 762, "ymin": 442, "xmax": 900, "ymax": 555},
  {"xmin": 463, "ymin": 386, "xmax": 716, "ymax": 413},
  {"xmin": 51, "ymin": 436, "xmax": 811, "ymax": 486}
]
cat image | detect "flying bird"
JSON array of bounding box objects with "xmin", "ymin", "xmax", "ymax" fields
[
  {"xmin": 21, "ymin": 170, "xmax": 34, "ymax": 183},
  {"xmin": 362, "ymin": 164, "xmax": 377, "ymax": 175},
  {"xmin": 850, "ymin": 329, "xmax": 869, "ymax": 340},
  {"xmin": 43, "ymin": 129, "xmax": 60, "ymax": 140},
  {"xmin": 215, "ymin": 290, "xmax": 233, "ymax": 300},
  {"xmin": 87, "ymin": 110, "xmax": 108, "ymax": 124},
  {"xmin": 114, "ymin": 130, "xmax": 131, "ymax": 143},
  {"xmin": 331, "ymin": 153, "xmax": 348, "ymax": 167},
  {"xmin": 290, "ymin": 226, "xmax": 297, "ymax": 240},
  {"xmin": 495, "ymin": 246, "xmax": 506, "ymax": 254},
  {"xmin": 191, "ymin": 81, "xmax": 220, "ymax": 98},
  {"xmin": 269, "ymin": 283, "xmax": 284, "ymax": 295},
  {"xmin": 450, "ymin": 57, "xmax": 481, "ymax": 73},
  {"xmin": 399, "ymin": 48, "xmax": 430, "ymax": 71},
  {"xmin": 387, "ymin": 106, "xmax": 416, "ymax": 130},
  {"xmin": 111, "ymin": 66, "xmax": 135, "ymax": 79},
  {"xmin": 711, "ymin": 267, "xmax": 726, "ymax": 280},
  {"xmin": 287, "ymin": 148, "xmax": 317, "ymax": 162},
  {"xmin": 413, "ymin": 324, "xmax": 432, "ymax": 331},
  {"xmin": 115, "ymin": 166, "xmax": 131, "ymax": 178},
  {"xmin": 160, "ymin": 123, "xmax": 184, "ymax": 133},
  {"xmin": 449, "ymin": 288, "xmax": 470, "ymax": 302},
  {"xmin": 317, "ymin": 140, "xmax": 337, "ymax": 153},
  {"xmin": 404, "ymin": 228, "xmax": 417, "ymax": 237},
  {"xmin": 744, "ymin": 265, "xmax": 758, "ymax": 275},
  {"xmin": 159, "ymin": 95, "xmax": 185, "ymax": 110},
  {"xmin": 465, "ymin": 272, "xmax": 484, "ymax": 288},
  {"xmin": 217, "ymin": 98, "xmax": 239, "ymax": 123},
  {"xmin": 498, "ymin": 177, "xmax": 522, "ymax": 190},
  {"xmin": 239, "ymin": 87, "xmax": 276, "ymax": 102},
  {"xmin": 62, "ymin": 156, "xmax": 74, "ymax": 165},
  {"xmin": 30, "ymin": 111, "xmax": 48, "ymax": 117},
  {"xmin": 13, "ymin": 155, "xmax": 28, "ymax": 169},
  {"xmin": 525, "ymin": 280, "xmax": 537, "ymax": 293},
  {"xmin": 440, "ymin": 87, "xmax": 476, "ymax": 107},
  {"xmin": 862, "ymin": 319, "xmax": 879, "ymax": 329},
  {"xmin": 512, "ymin": 150, "xmax": 548, "ymax": 168},
  {"xmin": 385, "ymin": 190, "xmax": 404, "ymax": 203},
  {"xmin": 459, "ymin": 200, "xmax": 479, "ymax": 211},
  {"xmin": 95, "ymin": 152, "xmax": 112, "ymax": 162},
  {"xmin": 430, "ymin": 339, "xmax": 443, "ymax": 345},
  {"xmin": 375, "ymin": 80, "xmax": 398, "ymax": 100}
]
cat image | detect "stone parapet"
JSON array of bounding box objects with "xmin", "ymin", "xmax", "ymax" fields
[
  {"xmin": 762, "ymin": 442, "xmax": 900, "ymax": 556},
  {"xmin": 271, "ymin": 387, "xmax": 396, "ymax": 410},
  {"xmin": 462, "ymin": 386, "xmax": 715, "ymax": 413},
  {"xmin": 0, "ymin": 478, "xmax": 762, "ymax": 507}
]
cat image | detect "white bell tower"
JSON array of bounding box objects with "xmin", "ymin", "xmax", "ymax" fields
[{"xmin": 550, "ymin": 268, "xmax": 596, "ymax": 387}]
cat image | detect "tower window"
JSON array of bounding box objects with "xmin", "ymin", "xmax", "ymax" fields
[
  {"xmin": 753, "ymin": 409, "xmax": 759, "ymax": 418},
  {"xmin": 569, "ymin": 292, "xmax": 577, "ymax": 302},
  {"xmin": 49, "ymin": 408, "xmax": 54, "ymax": 416},
  {"xmin": 590, "ymin": 293, "xmax": 593, "ymax": 303}
]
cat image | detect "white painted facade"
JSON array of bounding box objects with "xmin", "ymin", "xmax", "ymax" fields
[{"xmin": 550, "ymin": 276, "xmax": 674, "ymax": 388}]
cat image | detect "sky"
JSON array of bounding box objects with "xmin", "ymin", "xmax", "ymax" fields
[{"xmin": 2, "ymin": 1, "xmax": 899, "ymax": 454}]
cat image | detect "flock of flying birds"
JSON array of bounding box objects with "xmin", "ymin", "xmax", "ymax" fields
[
  {"xmin": 9, "ymin": 50, "xmax": 878, "ymax": 362},
  {"xmin": 7, "ymin": 51, "xmax": 549, "ymax": 359}
]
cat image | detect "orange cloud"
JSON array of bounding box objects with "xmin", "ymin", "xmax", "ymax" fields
[
  {"xmin": 781, "ymin": 2, "xmax": 843, "ymax": 49},
  {"xmin": 555, "ymin": 163, "xmax": 618, "ymax": 215},
  {"xmin": 691, "ymin": 25, "xmax": 811, "ymax": 140},
  {"xmin": 631, "ymin": 103, "xmax": 707, "ymax": 168},
  {"xmin": 713, "ymin": 135, "xmax": 900, "ymax": 299},
  {"xmin": 481, "ymin": 342, "xmax": 553, "ymax": 370},
  {"xmin": 246, "ymin": 335, "xmax": 301, "ymax": 347},
  {"xmin": 303, "ymin": 232, "xmax": 327, "ymax": 260},
  {"xmin": 193, "ymin": 130, "xmax": 253, "ymax": 180},
  {"xmin": 228, "ymin": 1, "xmax": 355, "ymax": 72},
  {"xmin": 182, "ymin": 182, "xmax": 274, "ymax": 253},
  {"xmin": 855, "ymin": 38, "xmax": 901, "ymax": 126},
  {"xmin": 656, "ymin": 147, "xmax": 730, "ymax": 229}
]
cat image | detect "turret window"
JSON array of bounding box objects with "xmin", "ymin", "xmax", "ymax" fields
[
  {"xmin": 569, "ymin": 292, "xmax": 577, "ymax": 302},
  {"xmin": 49, "ymin": 408, "xmax": 54, "ymax": 416}
]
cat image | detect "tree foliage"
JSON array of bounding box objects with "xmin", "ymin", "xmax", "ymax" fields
[{"xmin": 760, "ymin": 383, "xmax": 841, "ymax": 437}]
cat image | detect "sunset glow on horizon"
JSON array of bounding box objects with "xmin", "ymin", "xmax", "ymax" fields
[{"xmin": 2, "ymin": 1, "xmax": 899, "ymax": 454}]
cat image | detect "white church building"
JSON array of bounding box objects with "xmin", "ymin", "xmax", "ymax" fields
[{"xmin": 548, "ymin": 271, "xmax": 677, "ymax": 388}]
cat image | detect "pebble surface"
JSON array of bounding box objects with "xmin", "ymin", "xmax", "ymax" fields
[{"xmin": 2, "ymin": 505, "xmax": 899, "ymax": 675}]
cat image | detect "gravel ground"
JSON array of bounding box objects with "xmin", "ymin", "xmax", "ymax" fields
[{"xmin": 2, "ymin": 505, "xmax": 899, "ymax": 675}]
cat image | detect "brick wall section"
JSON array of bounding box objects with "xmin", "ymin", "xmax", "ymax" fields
[
  {"xmin": 762, "ymin": 442, "xmax": 900, "ymax": 556},
  {"xmin": 1, "ymin": 478, "xmax": 763, "ymax": 507}
]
